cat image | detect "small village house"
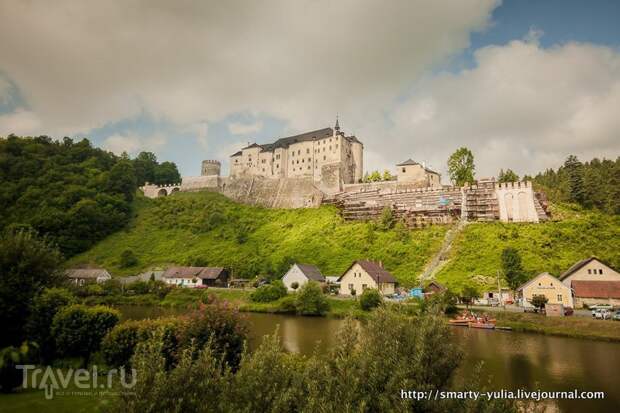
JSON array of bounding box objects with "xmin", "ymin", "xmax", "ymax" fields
[
  {"xmin": 423, "ymin": 281, "xmax": 446, "ymax": 296},
  {"xmin": 162, "ymin": 266, "xmax": 229, "ymax": 288},
  {"xmin": 559, "ymin": 257, "xmax": 620, "ymax": 308},
  {"xmin": 476, "ymin": 288, "xmax": 514, "ymax": 306},
  {"xmin": 517, "ymin": 272, "xmax": 574, "ymax": 309},
  {"xmin": 65, "ymin": 268, "xmax": 112, "ymax": 285},
  {"xmin": 338, "ymin": 260, "xmax": 397, "ymax": 296},
  {"xmin": 281, "ymin": 264, "xmax": 325, "ymax": 291}
]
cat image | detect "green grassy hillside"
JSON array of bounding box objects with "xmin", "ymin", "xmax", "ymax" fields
[
  {"xmin": 69, "ymin": 192, "xmax": 447, "ymax": 286},
  {"xmin": 436, "ymin": 204, "xmax": 620, "ymax": 291},
  {"xmin": 71, "ymin": 192, "xmax": 619, "ymax": 291}
]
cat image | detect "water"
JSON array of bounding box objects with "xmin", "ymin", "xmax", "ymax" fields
[{"xmin": 118, "ymin": 306, "xmax": 620, "ymax": 412}]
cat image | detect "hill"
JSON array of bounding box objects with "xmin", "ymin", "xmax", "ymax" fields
[
  {"xmin": 70, "ymin": 192, "xmax": 619, "ymax": 291},
  {"xmin": 69, "ymin": 191, "xmax": 448, "ymax": 285}
]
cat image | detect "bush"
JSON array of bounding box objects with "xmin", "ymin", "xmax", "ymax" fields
[
  {"xmin": 250, "ymin": 280, "xmax": 288, "ymax": 303},
  {"xmin": 295, "ymin": 282, "xmax": 329, "ymax": 316},
  {"xmin": 26, "ymin": 288, "xmax": 76, "ymax": 362},
  {"xmin": 85, "ymin": 283, "xmax": 105, "ymax": 296},
  {"xmin": 101, "ymin": 279, "xmax": 123, "ymax": 296},
  {"xmin": 0, "ymin": 342, "xmax": 36, "ymax": 393},
  {"xmin": 277, "ymin": 295, "xmax": 298, "ymax": 313},
  {"xmin": 52, "ymin": 304, "xmax": 120, "ymax": 363},
  {"xmin": 359, "ymin": 289, "xmax": 383, "ymax": 311},
  {"xmin": 102, "ymin": 318, "xmax": 181, "ymax": 368},
  {"xmin": 120, "ymin": 249, "xmax": 138, "ymax": 268}
]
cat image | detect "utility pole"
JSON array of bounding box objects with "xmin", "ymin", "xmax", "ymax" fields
[{"xmin": 497, "ymin": 270, "xmax": 504, "ymax": 309}]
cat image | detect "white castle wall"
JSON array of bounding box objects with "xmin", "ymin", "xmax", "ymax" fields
[{"xmin": 494, "ymin": 181, "xmax": 539, "ymax": 223}]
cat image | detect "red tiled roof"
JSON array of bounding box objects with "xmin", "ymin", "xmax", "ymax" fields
[{"xmin": 571, "ymin": 280, "xmax": 620, "ymax": 299}]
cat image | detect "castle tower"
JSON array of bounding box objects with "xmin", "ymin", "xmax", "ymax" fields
[{"xmin": 201, "ymin": 160, "xmax": 221, "ymax": 176}]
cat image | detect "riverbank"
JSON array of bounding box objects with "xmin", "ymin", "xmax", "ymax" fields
[{"xmin": 84, "ymin": 288, "xmax": 620, "ymax": 342}]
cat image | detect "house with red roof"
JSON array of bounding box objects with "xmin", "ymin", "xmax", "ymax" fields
[{"xmin": 559, "ymin": 257, "xmax": 620, "ymax": 308}]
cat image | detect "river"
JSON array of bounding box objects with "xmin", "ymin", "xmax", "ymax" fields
[{"xmin": 118, "ymin": 306, "xmax": 620, "ymax": 412}]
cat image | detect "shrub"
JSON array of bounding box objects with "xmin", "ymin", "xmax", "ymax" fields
[
  {"xmin": 359, "ymin": 289, "xmax": 382, "ymax": 311},
  {"xmin": 295, "ymin": 282, "xmax": 329, "ymax": 316},
  {"xmin": 26, "ymin": 288, "xmax": 76, "ymax": 362},
  {"xmin": 102, "ymin": 318, "xmax": 181, "ymax": 368},
  {"xmin": 101, "ymin": 279, "xmax": 123, "ymax": 296},
  {"xmin": 277, "ymin": 295, "xmax": 297, "ymax": 313},
  {"xmin": 130, "ymin": 280, "xmax": 151, "ymax": 295},
  {"xmin": 378, "ymin": 206, "xmax": 395, "ymax": 230},
  {"xmin": 120, "ymin": 249, "xmax": 138, "ymax": 268},
  {"xmin": 250, "ymin": 280, "xmax": 287, "ymax": 303},
  {"xmin": 0, "ymin": 342, "xmax": 37, "ymax": 393},
  {"xmin": 85, "ymin": 283, "xmax": 105, "ymax": 296},
  {"xmin": 52, "ymin": 304, "xmax": 120, "ymax": 363},
  {"xmin": 177, "ymin": 302, "xmax": 249, "ymax": 369}
]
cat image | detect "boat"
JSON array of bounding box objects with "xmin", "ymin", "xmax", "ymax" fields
[
  {"xmin": 448, "ymin": 319, "xmax": 470, "ymax": 327},
  {"xmin": 468, "ymin": 321, "xmax": 496, "ymax": 329}
]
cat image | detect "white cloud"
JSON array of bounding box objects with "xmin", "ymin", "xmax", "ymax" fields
[
  {"xmin": 102, "ymin": 132, "xmax": 167, "ymax": 156},
  {"xmin": 0, "ymin": 109, "xmax": 41, "ymax": 136},
  {"xmin": 374, "ymin": 40, "xmax": 620, "ymax": 180},
  {"xmin": 0, "ymin": 0, "xmax": 497, "ymax": 137},
  {"xmin": 228, "ymin": 120, "xmax": 263, "ymax": 135}
]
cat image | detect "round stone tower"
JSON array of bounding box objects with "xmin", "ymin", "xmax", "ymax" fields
[{"xmin": 201, "ymin": 160, "xmax": 221, "ymax": 176}]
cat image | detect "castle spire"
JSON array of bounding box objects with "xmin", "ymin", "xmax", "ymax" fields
[{"xmin": 334, "ymin": 115, "xmax": 340, "ymax": 132}]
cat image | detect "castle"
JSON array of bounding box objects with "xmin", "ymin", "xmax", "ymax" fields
[{"xmin": 141, "ymin": 120, "xmax": 547, "ymax": 225}]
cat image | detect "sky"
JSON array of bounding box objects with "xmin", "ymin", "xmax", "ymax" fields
[{"xmin": 0, "ymin": 0, "xmax": 619, "ymax": 181}]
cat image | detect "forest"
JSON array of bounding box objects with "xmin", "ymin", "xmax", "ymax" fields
[{"xmin": 0, "ymin": 135, "xmax": 181, "ymax": 257}]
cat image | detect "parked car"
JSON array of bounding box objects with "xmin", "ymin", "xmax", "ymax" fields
[
  {"xmin": 613, "ymin": 311, "xmax": 620, "ymax": 321},
  {"xmin": 591, "ymin": 308, "xmax": 601, "ymax": 318},
  {"xmin": 595, "ymin": 309, "xmax": 612, "ymax": 320},
  {"xmin": 590, "ymin": 304, "xmax": 614, "ymax": 315}
]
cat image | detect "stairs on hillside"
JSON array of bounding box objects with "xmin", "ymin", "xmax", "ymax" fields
[{"xmin": 418, "ymin": 219, "xmax": 468, "ymax": 282}]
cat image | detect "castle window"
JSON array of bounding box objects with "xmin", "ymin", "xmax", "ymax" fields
[
  {"xmin": 302, "ymin": 158, "xmax": 304, "ymax": 163},
  {"xmin": 297, "ymin": 160, "xmax": 299, "ymax": 164},
  {"xmin": 306, "ymin": 148, "xmax": 310, "ymax": 154},
  {"xmin": 329, "ymin": 146, "xmax": 331, "ymax": 150},
  {"xmin": 323, "ymin": 156, "xmax": 326, "ymax": 161},
  {"xmin": 307, "ymin": 166, "xmax": 311, "ymax": 170},
  {"xmin": 402, "ymin": 168, "xmax": 406, "ymax": 173},
  {"xmin": 276, "ymin": 164, "xmax": 279, "ymax": 168},
  {"xmin": 336, "ymin": 144, "xmax": 338, "ymax": 149},
  {"xmin": 323, "ymin": 148, "xmax": 325, "ymax": 152},
  {"xmin": 261, "ymin": 159, "xmax": 266, "ymax": 164},
  {"xmin": 298, "ymin": 150, "xmax": 301, "ymax": 155},
  {"xmin": 307, "ymin": 158, "xmax": 311, "ymax": 162},
  {"xmin": 557, "ymin": 294, "xmax": 562, "ymax": 301}
]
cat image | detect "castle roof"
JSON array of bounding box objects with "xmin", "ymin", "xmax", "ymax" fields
[{"xmin": 230, "ymin": 127, "xmax": 362, "ymax": 157}]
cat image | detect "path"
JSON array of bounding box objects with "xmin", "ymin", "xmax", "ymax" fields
[{"xmin": 418, "ymin": 219, "xmax": 468, "ymax": 282}]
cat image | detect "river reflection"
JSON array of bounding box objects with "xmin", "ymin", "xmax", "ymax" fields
[{"xmin": 118, "ymin": 307, "xmax": 620, "ymax": 412}]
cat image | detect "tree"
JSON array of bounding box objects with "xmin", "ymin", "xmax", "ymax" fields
[
  {"xmin": 0, "ymin": 230, "xmax": 64, "ymax": 347},
  {"xmin": 295, "ymin": 281, "xmax": 329, "ymax": 315},
  {"xmin": 26, "ymin": 288, "xmax": 76, "ymax": 362},
  {"xmin": 501, "ymin": 247, "xmax": 526, "ymax": 290},
  {"xmin": 154, "ymin": 161, "xmax": 181, "ymax": 185},
  {"xmin": 359, "ymin": 289, "xmax": 382, "ymax": 311},
  {"xmin": 133, "ymin": 151, "xmax": 158, "ymax": 186},
  {"xmin": 382, "ymin": 170, "xmax": 395, "ymax": 181},
  {"xmin": 460, "ymin": 286, "xmax": 480, "ymax": 308},
  {"xmin": 378, "ymin": 206, "xmax": 395, "ymax": 230},
  {"xmin": 120, "ymin": 249, "xmax": 138, "ymax": 268},
  {"xmin": 498, "ymin": 169, "xmax": 519, "ymax": 183},
  {"xmin": 447, "ymin": 147, "xmax": 475, "ymax": 186},
  {"xmin": 564, "ymin": 155, "xmax": 586, "ymax": 205},
  {"xmin": 530, "ymin": 295, "xmax": 548, "ymax": 312},
  {"xmin": 107, "ymin": 160, "xmax": 137, "ymax": 202},
  {"xmin": 51, "ymin": 304, "xmax": 120, "ymax": 364}
]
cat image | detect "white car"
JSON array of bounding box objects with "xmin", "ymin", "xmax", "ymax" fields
[{"xmin": 595, "ymin": 309, "xmax": 612, "ymax": 320}]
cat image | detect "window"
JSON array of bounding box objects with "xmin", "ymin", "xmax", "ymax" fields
[
  {"xmin": 323, "ymin": 147, "xmax": 325, "ymax": 152},
  {"xmin": 348, "ymin": 283, "xmax": 353, "ymax": 291},
  {"xmin": 329, "ymin": 145, "xmax": 332, "ymax": 150},
  {"xmin": 402, "ymin": 168, "xmax": 406, "ymax": 173},
  {"xmin": 276, "ymin": 154, "xmax": 280, "ymax": 160},
  {"xmin": 308, "ymin": 158, "xmax": 311, "ymax": 162},
  {"xmin": 306, "ymin": 148, "xmax": 310, "ymax": 154},
  {"xmin": 323, "ymin": 156, "xmax": 326, "ymax": 161},
  {"xmin": 599, "ymin": 269, "xmax": 603, "ymax": 274},
  {"xmin": 362, "ymin": 284, "xmax": 368, "ymax": 290},
  {"xmin": 336, "ymin": 144, "xmax": 338, "ymax": 149},
  {"xmin": 298, "ymin": 150, "xmax": 301, "ymax": 155},
  {"xmin": 588, "ymin": 269, "xmax": 592, "ymax": 274},
  {"xmin": 276, "ymin": 164, "xmax": 279, "ymax": 168},
  {"xmin": 307, "ymin": 165, "xmax": 311, "ymax": 170},
  {"xmin": 557, "ymin": 294, "xmax": 562, "ymax": 301},
  {"xmin": 261, "ymin": 159, "xmax": 266, "ymax": 164},
  {"xmin": 302, "ymin": 158, "xmax": 304, "ymax": 163}
]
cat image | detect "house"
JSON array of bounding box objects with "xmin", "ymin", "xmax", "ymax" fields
[
  {"xmin": 476, "ymin": 289, "xmax": 514, "ymax": 306},
  {"xmin": 558, "ymin": 257, "xmax": 620, "ymax": 308},
  {"xmin": 516, "ymin": 272, "xmax": 573, "ymax": 309},
  {"xmin": 162, "ymin": 266, "xmax": 229, "ymax": 288},
  {"xmin": 338, "ymin": 260, "xmax": 397, "ymax": 296},
  {"xmin": 281, "ymin": 264, "xmax": 325, "ymax": 291},
  {"xmin": 423, "ymin": 281, "xmax": 446, "ymax": 296},
  {"xmin": 66, "ymin": 268, "xmax": 112, "ymax": 285}
]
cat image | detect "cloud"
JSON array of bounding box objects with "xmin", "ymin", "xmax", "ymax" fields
[
  {"xmin": 228, "ymin": 120, "xmax": 263, "ymax": 135},
  {"xmin": 0, "ymin": 0, "xmax": 497, "ymax": 137},
  {"xmin": 102, "ymin": 132, "xmax": 167, "ymax": 156},
  {"xmin": 0, "ymin": 109, "xmax": 41, "ymax": 136},
  {"xmin": 375, "ymin": 40, "xmax": 620, "ymax": 180}
]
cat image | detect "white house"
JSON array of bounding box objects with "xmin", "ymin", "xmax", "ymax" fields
[
  {"xmin": 65, "ymin": 268, "xmax": 112, "ymax": 285},
  {"xmin": 281, "ymin": 263, "xmax": 325, "ymax": 291},
  {"xmin": 559, "ymin": 257, "xmax": 620, "ymax": 308},
  {"xmin": 338, "ymin": 260, "xmax": 397, "ymax": 296}
]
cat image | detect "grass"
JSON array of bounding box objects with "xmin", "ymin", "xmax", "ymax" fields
[
  {"xmin": 436, "ymin": 204, "xmax": 620, "ymax": 291},
  {"xmin": 491, "ymin": 311, "xmax": 620, "ymax": 342},
  {"xmin": 69, "ymin": 191, "xmax": 447, "ymax": 287}
]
